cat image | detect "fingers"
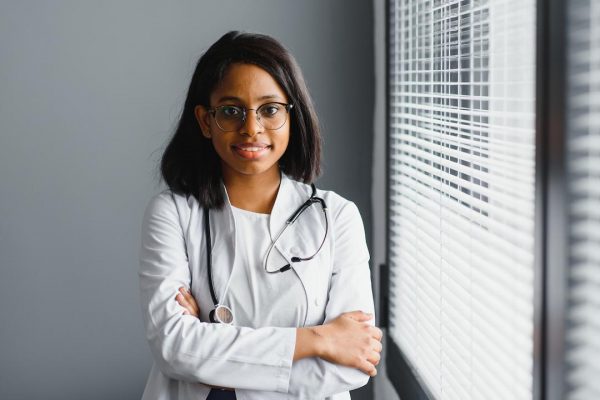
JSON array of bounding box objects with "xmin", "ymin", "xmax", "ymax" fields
[
  {"xmin": 359, "ymin": 323, "xmax": 383, "ymax": 344},
  {"xmin": 358, "ymin": 345, "xmax": 381, "ymax": 377},
  {"xmin": 370, "ymin": 337, "xmax": 383, "ymax": 354},
  {"xmin": 369, "ymin": 326, "xmax": 383, "ymax": 341},
  {"xmin": 344, "ymin": 310, "xmax": 374, "ymax": 322},
  {"xmin": 176, "ymin": 287, "xmax": 199, "ymax": 316},
  {"xmin": 182, "ymin": 287, "xmax": 200, "ymax": 314},
  {"xmin": 176, "ymin": 292, "xmax": 193, "ymax": 312},
  {"xmin": 366, "ymin": 348, "xmax": 382, "ymax": 367},
  {"xmin": 359, "ymin": 357, "xmax": 378, "ymax": 377},
  {"xmin": 355, "ymin": 335, "xmax": 383, "ymax": 376}
]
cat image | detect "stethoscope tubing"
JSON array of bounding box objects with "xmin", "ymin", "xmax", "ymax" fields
[{"xmin": 204, "ymin": 183, "xmax": 328, "ymax": 323}]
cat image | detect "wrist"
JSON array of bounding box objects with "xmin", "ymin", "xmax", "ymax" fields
[
  {"xmin": 311, "ymin": 324, "xmax": 330, "ymax": 358},
  {"xmin": 294, "ymin": 326, "xmax": 328, "ymax": 361}
]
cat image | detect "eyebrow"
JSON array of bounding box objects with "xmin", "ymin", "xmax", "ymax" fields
[{"xmin": 216, "ymin": 95, "xmax": 284, "ymax": 103}]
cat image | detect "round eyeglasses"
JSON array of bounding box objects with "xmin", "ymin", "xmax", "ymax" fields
[{"xmin": 207, "ymin": 102, "xmax": 293, "ymax": 132}]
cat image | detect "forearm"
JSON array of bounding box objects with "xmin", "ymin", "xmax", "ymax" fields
[
  {"xmin": 293, "ymin": 327, "xmax": 324, "ymax": 361},
  {"xmin": 251, "ymin": 323, "xmax": 372, "ymax": 398},
  {"xmin": 288, "ymin": 315, "xmax": 377, "ymax": 398},
  {"xmin": 145, "ymin": 313, "xmax": 296, "ymax": 392},
  {"xmin": 288, "ymin": 357, "xmax": 370, "ymax": 398}
]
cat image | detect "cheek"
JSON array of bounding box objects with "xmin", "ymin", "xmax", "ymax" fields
[
  {"xmin": 218, "ymin": 144, "xmax": 233, "ymax": 160},
  {"xmin": 277, "ymin": 130, "xmax": 291, "ymax": 151},
  {"xmin": 209, "ymin": 138, "xmax": 229, "ymax": 160}
]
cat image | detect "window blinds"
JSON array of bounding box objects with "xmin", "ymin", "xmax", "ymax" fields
[
  {"xmin": 565, "ymin": 1, "xmax": 600, "ymax": 399},
  {"xmin": 388, "ymin": 0, "xmax": 536, "ymax": 399}
]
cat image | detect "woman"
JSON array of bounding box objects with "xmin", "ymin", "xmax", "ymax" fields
[{"xmin": 139, "ymin": 31, "xmax": 382, "ymax": 400}]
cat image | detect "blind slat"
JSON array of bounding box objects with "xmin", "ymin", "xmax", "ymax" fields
[{"xmin": 388, "ymin": 0, "xmax": 536, "ymax": 398}]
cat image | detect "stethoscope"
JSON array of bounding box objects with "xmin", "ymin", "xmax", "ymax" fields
[{"xmin": 204, "ymin": 183, "xmax": 328, "ymax": 324}]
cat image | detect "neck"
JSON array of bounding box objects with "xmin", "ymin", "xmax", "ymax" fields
[{"xmin": 222, "ymin": 169, "xmax": 282, "ymax": 214}]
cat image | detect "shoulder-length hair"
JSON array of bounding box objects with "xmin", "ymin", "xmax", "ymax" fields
[{"xmin": 160, "ymin": 31, "xmax": 322, "ymax": 209}]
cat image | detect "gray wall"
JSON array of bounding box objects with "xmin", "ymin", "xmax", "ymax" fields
[{"xmin": 0, "ymin": 1, "xmax": 374, "ymax": 399}]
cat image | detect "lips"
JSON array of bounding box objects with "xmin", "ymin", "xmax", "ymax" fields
[{"xmin": 232, "ymin": 142, "xmax": 272, "ymax": 159}]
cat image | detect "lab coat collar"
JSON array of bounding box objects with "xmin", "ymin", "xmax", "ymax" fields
[
  {"xmin": 269, "ymin": 173, "xmax": 311, "ymax": 237},
  {"xmin": 212, "ymin": 173, "xmax": 315, "ymax": 271},
  {"xmin": 268, "ymin": 174, "xmax": 315, "ymax": 270},
  {"xmin": 207, "ymin": 173, "xmax": 322, "ymax": 323},
  {"xmin": 216, "ymin": 172, "xmax": 311, "ymax": 241}
]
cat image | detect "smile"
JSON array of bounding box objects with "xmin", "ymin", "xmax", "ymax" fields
[{"xmin": 232, "ymin": 144, "xmax": 272, "ymax": 160}]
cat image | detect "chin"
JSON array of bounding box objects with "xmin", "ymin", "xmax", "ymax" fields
[{"xmin": 227, "ymin": 162, "xmax": 281, "ymax": 179}]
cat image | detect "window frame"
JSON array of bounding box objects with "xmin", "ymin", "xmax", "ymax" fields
[{"xmin": 382, "ymin": 0, "xmax": 570, "ymax": 399}]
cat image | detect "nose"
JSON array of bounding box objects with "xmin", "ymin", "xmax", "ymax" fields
[{"xmin": 240, "ymin": 109, "xmax": 263, "ymax": 137}]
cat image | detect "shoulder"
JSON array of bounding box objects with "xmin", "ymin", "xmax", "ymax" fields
[
  {"xmin": 143, "ymin": 189, "xmax": 176, "ymax": 215},
  {"xmin": 148, "ymin": 188, "xmax": 201, "ymax": 208},
  {"xmin": 142, "ymin": 189, "xmax": 198, "ymax": 222},
  {"xmin": 285, "ymin": 178, "xmax": 368, "ymax": 260}
]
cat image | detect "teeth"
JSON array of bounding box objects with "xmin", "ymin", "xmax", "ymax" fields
[{"xmin": 238, "ymin": 146, "xmax": 265, "ymax": 152}]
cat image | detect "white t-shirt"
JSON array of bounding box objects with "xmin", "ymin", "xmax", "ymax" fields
[{"xmin": 221, "ymin": 206, "xmax": 307, "ymax": 328}]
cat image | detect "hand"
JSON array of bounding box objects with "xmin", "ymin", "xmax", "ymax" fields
[
  {"xmin": 313, "ymin": 311, "xmax": 383, "ymax": 377},
  {"xmin": 175, "ymin": 287, "xmax": 200, "ymax": 317}
]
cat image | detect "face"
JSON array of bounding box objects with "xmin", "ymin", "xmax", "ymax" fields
[{"xmin": 195, "ymin": 63, "xmax": 291, "ymax": 183}]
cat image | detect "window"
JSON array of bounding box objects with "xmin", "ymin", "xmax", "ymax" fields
[{"xmin": 386, "ymin": 0, "xmax": 536, "ymax": 398}]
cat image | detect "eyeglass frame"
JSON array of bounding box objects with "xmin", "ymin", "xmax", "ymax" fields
[{"xmin": 206, "ymin": 102, "xmax": 294, "ymax": 132}]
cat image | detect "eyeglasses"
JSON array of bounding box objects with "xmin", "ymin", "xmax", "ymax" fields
[{"xmin": 207, "ymin": 102, "xmax": 293, "ymax": 132}]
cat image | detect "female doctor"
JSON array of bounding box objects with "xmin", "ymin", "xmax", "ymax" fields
[{"xmin": 139, "ymin": 31, "xmax": 382, "ymax": 400}]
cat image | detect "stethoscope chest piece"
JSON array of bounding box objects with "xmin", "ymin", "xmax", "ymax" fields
[{"xmin": 209, "ymin": 304, "xmax": 234, "ymax": 324}]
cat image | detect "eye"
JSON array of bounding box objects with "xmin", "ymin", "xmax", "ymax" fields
[
  {"xmin": 259, "ymin": 103, "xmax": 283, "ymax": 118},
  {"xmin": 220, "ymin": 106, "xmax": 242, "ymax": 117}
]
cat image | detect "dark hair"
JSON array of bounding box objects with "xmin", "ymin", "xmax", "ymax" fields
[{"xmin": 160, "ymin": 31, "xmax": 322, "ymax": 209}]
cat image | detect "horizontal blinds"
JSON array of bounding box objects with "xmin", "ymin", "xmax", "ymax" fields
[
  {"xmin": 565, "ymin": 1, "xmax": 600, "ymax": 399},
  {"xmin": 388, "ymin": 0, "xmax": 536, "ymax": 399}
]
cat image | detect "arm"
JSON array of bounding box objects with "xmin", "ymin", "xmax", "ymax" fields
[
  {"xmin": 175, "ymin": 201, "xmax": 382, "ymax": 397},
  {"xmin": 285, "ymin": 201, "xmax": 379, "ymax": 398},
  {"xmin": 176, "ymin": 288, "xmax": 380, "ymax": 372},
  {"xmin": 139, "ymin": 192, "xmax": 295, "ymax": 392}
]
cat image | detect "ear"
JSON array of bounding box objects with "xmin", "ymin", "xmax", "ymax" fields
[{"xmin": 194, "ymin": 105, "xmax": 212, "ymax": 139}]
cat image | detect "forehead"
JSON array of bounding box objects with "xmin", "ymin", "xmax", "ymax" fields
[{"xmin": 210, "ymin": 63, "xmax": 288, "ymax": 105}]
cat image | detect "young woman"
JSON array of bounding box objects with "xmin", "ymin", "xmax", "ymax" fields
[{"xmin": 139, "ymin": 31, "xmax": 382, "ymax": 400}]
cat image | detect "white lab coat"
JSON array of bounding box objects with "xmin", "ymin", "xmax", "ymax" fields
[{"xmin": 138, "ymin": 174, "xmax": 375, "ymax": 400}]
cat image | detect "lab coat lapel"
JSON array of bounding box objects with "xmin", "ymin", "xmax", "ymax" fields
[
  {"xmin": 268, "ymin": 175, "xmax": 318, "ymax": 292},
  {"xmin": 208, "ymin": 185, "xmax": 236, "ymax": 302},
  {"xmin": 209, "ymin": 175, "xmax": 321, "ymax": 311}
]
